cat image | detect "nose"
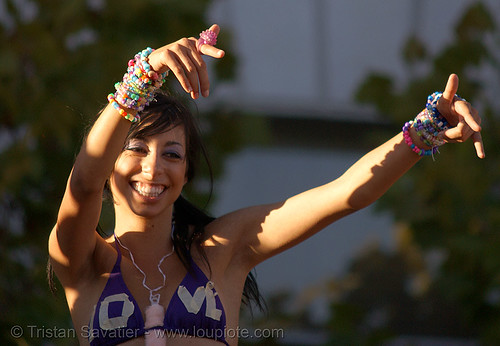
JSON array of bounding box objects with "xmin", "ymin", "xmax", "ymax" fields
[{"xmin": 141, "ymin": 152, "xmax": 162, "ymax": 180}]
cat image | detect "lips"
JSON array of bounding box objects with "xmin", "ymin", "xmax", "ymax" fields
[{"xmin": 131, "ymin": 182, "xmax": 166, "ymax": 198}]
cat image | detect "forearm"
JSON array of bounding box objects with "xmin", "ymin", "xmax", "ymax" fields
[
  {"xmin": 71, "ymin": 103, "xmax": 132, "ymax": 193},
  {"xmin": 340, "ymin": 83, "xmax": 483, "ymax": 211},
  {"xmin": 340, "ymin": 129, "xmax": 424, "ymax": 210}
]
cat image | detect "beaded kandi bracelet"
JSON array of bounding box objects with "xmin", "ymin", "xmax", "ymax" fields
[
  {"xmin": 108, "ymin": 93, "xmax": 140, "ymax": 123},
  {"xmin": 413, "ymin": 109, "xmax": 446, "ymax": 148},
  {"xmin": 403, "ymin": 91, "xmax": 464, "ymax": 157},
  {"xmin": 109, "ymin": 47, "xmax": 168, "ymax": 122},
  {"xmin": 402, "ymin": 120, "xmax": 439, "ymax": 157}
]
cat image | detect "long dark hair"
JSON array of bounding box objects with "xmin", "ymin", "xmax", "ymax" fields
[{"xmin": 48, "ymin": 91, "xmax": 265, "ymax": 311}]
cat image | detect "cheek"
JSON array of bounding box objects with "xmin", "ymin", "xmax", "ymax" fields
[
  {"xmin": 108, "ymin": 172, "xmax": 126, "ymax": 199},
  {"xmin": 167, "ymin": 161, "xmax": 188, "ymax": 187},
  {"xmin": 109, "ymin": 158, "xmax": 136, "ymax": 195},
  {"xmin": 174, "ymin": 164, "xmax": 188, "ymax": 185}
]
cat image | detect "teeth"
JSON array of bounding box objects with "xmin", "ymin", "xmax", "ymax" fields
[{"xmin": 132, "ymin": 182, "xmax": 165, "ymax": 198}]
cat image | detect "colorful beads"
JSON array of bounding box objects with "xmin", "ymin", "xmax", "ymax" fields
[
  {"xmin": 108, "ymin": 93, "xmax": 140, "ymax": 123},
  {"xmin": 197, "ymin": 29, "xmax": 218, "ymax": 52},
  {"xmin": 402, "ymin": 91, "xmax": 466, "ymax": 158},
  {"xmin": 413, "ymin": 109, "xmax": 446, "ymax": 147},
  {"xmin": 109, "ymin": 47, "xmax": 168, "ymax": 123},
  {"xmin": 402, "ymin": 121, "xmax": 438, "ymax": 157}
]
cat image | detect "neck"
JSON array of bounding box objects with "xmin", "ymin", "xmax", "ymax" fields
[{"xmin": 113, "ymin": 205, "xmax": 175, "ymax": 259}]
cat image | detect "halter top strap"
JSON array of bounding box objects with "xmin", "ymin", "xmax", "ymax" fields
[{"xmin": 112, "ymin": 233, "xmax": 122, "ymax": 271}]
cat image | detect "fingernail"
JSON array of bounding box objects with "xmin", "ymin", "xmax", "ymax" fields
[{"xmin": 202, "ymin": 90, "xmax": 209, "ymax": 97}]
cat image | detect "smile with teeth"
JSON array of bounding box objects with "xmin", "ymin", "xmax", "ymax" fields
[{"xmin": 132, "ymin": 182, "xmax": 165, "ymax": 198}]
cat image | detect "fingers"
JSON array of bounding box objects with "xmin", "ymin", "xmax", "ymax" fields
[
  {"xmin": 197, "ymin": 24, "xmax": 225, "ymax": 58},
  {"xmin": 440, "ymin": 122, "xmax": 474, "ymax": 142},
  {"xmin": 199, "ymin": 44, "xmax": 225, "ymax": 58},
  {"xmin": 437, "ymin": 74, "xmax": 459, "ymax": 125},
  {"xmin": 147, "ymin": 24, "xmax": 224, "ymax": 99},
  {"xmin": 154, "ymin": 44, "xmax": 196, "ymax": 96},
  {"xmin": 208, "ymin": 24, "xmax": 220, "ymax": 36},
  {"xmin": 441, "ymin": 73, "xmax": 459, "ymax": 103},
  {"xmin": 454, "ymin": 99, "xmax": 482, "ymax": 132},
  {"xmin": 153, "ymin": 44, "xmax": 212, "ymax": 98},
  {"xmin": 439, "ymin": 105, "xmax": 480, "ymax": 143},
  {"xmin": 472, "ymin": 132, "xmax": 486, "ymax": 159},
  {"xmin": 439, "ymin": 125, "xmax": 485, "ymax": 159},
  {"xmin": 174, "ymin": 38, "xmax": 210, "ymax": 98},
  {"xmin": 439, "ymin": 74, "xmax": 481, "ymax": 131},
  {"xmin": 437, "ymin": 73, "xmax": 485, "ymax": 158}
]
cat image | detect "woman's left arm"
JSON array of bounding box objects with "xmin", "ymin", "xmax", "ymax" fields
[
  {"xmin": 335, "ymin": 74, "xmax": 484, "ymax": 210},
  {"xmin": 218, "ymin": 74, "xmax": 484, "ymax": 268}
]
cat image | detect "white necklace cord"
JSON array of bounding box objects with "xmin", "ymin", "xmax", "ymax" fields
[{"xmin": 115, "ymin": 234, "xmax": 175, "ymax": 305}]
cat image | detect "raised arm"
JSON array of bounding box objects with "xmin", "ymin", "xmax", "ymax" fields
[
  {"xmin": 223, "ymin": 74, "xmax": 484, "ymax": 268},
  {"xmin": 48, "ymin": 26, "xmax": 225, "ymax": 283}
]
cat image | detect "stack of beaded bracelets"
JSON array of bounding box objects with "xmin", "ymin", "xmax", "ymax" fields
[
  {"xmin": 403, "ymin": 92, "xmax": 466, "ymax": 157},
  {"xmin": 108, "ymin": 47, "xmax": 168, "ymax": 123}
]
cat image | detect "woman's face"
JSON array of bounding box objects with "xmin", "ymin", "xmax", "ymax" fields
[{"xmin": 109, "ymin": 125, "xmax": 188, "ymax": 218}]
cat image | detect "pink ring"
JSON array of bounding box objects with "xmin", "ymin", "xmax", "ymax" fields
[{"xmin": 197, "ymin": 29, "xmax": 217, "ymax": 53}]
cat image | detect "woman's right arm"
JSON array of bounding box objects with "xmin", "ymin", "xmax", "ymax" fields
[
  {"xmin": 48, "ymin": 104, "xmax": 133, "ymax": 283},
  {"xmin": 48, "ymin": 25, "xmax": 225, "ymax": 283}
]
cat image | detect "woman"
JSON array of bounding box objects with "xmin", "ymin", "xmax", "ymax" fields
[{"xmin": 48, "ymin": 24, "xmax": 484, "ymax": 345}]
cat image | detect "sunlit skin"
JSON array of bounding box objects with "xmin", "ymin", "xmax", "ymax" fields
[
  {"xmin": 110, "ymin": 126, "xmax": 188, "ymax": 221},
  {"xmin": 48, "ymin": 23, "xmax": 484, "ymax": 345}
]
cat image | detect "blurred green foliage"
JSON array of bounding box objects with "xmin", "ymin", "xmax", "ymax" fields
[
  {"xmin": 0, "ymin": 0, "xmax": 241, "ymax": 344},
  {"xmin": 243, "ymin": 2, "xmax": 500, "ymax": 345},
  {"xmin": 342, "ymin": 1, "xmax": 500, "ymax": 343},
  {"xmin": 2, "ymin": 1, "xmax": 500, "ymax": 345}
]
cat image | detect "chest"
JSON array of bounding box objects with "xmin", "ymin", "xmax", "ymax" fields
[
  {"xmin": 69, "ymin": 243, "xmax": 247, "ymax": 345},
  {"xmin": 88, "ymin": 255, "xmax": 233, "ymax": 343},
  {"xmin": 112, "ymin": 255, "xmax": 226, "ymax": 316}
]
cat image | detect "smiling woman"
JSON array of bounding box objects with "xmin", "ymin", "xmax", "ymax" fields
[
  {"xmin": 48, "ymin": 23, "xmax": 484, "ymax": 346},
  {"xmin": 110, "ymin": 107, "xmax": 189, "ymax": 218}
]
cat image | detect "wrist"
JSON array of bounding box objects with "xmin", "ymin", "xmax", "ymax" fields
[
  {"xmin": 402, "ymin": 121, "xmax": 438, "ymax": 157},
  {"xmin": 401, "ymin": 91, "xmax": 452, "ymax": 158},
  {"xmin": 409, "ymin": 126, "xmax": 432, "ymax": 150},
  {"xmin": 108, "ymin": 48, "xmax": 169, "ymax": 123}
]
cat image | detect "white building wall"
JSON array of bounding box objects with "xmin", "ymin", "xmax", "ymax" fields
[
  {"xmin": 202, "ymin": 0, "xmax": 500, "ymax": 304},
  {"xmin": 205, "ymin": 0, "xmax": 500, "ymax": 119}
]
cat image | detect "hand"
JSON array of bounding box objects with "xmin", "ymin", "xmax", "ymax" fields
[
  {"xmin": 437, "ymin": 73, "xmax": 485, "ymax": 158},
  {"xmin": 148, "ymin": 24, "xmax": 225, "ymax": 99}
]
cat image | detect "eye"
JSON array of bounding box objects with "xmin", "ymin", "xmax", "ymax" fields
[
  {"xmin": 163, "ymin": 151, "xmax": 183, "ymax": 160},
  {"xmin": 124, "ymin": 138, "xmax": 148, "ymax": 153},
  {"xmin": 124, "ymin": 145, "xmax": 148, "ymax": 154}
]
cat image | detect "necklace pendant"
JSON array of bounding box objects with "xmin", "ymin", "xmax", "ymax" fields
[
  {"xmin": 150, "ymin": 292, "xmax": 161, "ymax": 305},
  {"xmin": 145, "ymin": 303, "xmax": 166, "ymax": 346}
]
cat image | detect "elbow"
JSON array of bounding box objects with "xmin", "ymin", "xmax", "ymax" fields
[
  {"xmin": 68, "ymin": 167, "xmax": 107, "ymax": 197},
  {"xmin": 339, "ymin": 174, "xmax": 385, "ymax": 211},
  {"xmin": 346, "ymin": 187, "xmax": 380, "ymax": 211},
  {"xmin": 347, "ymin": 199, "xmax": 373, "ymax": 212}
]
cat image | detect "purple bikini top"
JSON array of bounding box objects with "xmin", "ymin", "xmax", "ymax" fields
[{"xmin": 87, "ymin": 239, "xmax": 227, "ymax": 345}]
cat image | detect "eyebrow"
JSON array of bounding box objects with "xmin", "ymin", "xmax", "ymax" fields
[
  {"xmin": 165, "ymin": 141, "xmax": 184, "ymax": 147},
  {"xmin": 129, "ymin": 138, "xmax": 184, "ymax": 149}
]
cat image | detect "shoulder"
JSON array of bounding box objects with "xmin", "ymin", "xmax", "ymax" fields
[
  {"xmin": 202, "ymin": 205, "xmax": 265, "ymax": 242},
  {"xmin": 200, "ymin": 203, "xmax": 282, "ymax": 269},
  {"xmin": 49, "ymin": 231, "xmax": 117, "ymax": 288}
]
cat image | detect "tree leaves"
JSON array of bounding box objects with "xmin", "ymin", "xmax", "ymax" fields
[
  {"xmin": 351, "ymin": 2, "xmax": 500, "ymax": 343},
  {"xmin": 0, "ymin": 1, "xmax": 218, "ymax": 344}
]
